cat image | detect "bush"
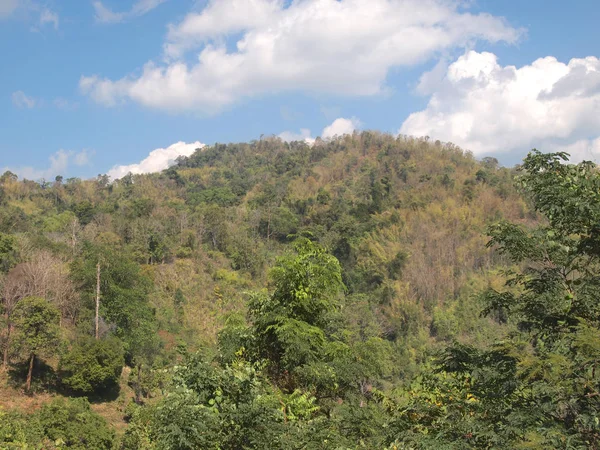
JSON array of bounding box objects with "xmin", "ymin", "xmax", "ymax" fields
[
  {"xmin": 59, "ymin": 336, "xmax": 125, "ymax": 395},
  {"xmin": 37, "ymin": 398, "xmax": 115, "ymax": 449},
  {"xmin": 0, "ymin": 409, "xmax": 44, "ymax": 447},
  {"xmin": 0, "ymin": 398, "xmax": 115, "ymax": 449}
]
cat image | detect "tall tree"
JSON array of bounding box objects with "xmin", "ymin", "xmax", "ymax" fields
[
  {"xmin": 12, "ymin": 296, "xmax": 60, "ymax": 392},
  {"xmin": 71, "ymin": 243, "xmax": 161, "ymax": 402},
  {"xmin": 248, "ymin": 237, "xmax": 344, "ymax": 388},
  {"xmin": 71, "ymin": 243, "xmax": 156, "ymax": 352}
]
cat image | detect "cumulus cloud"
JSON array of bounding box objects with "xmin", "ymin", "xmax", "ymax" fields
[
  {"xmin": 559, "ymin": 138, "xmax": 600, "ymax": 164},
  {"xmin": 11, "ymin": 90, "xmax": 36, "ymax": 109},
  {"xmin": 400, "ymin": 51, "xmax": 600, "ymax": 161},
  {"xmin": 278, "ymin": 128, "xmax": 315, "ymax": 145},
  {"xmin": 93, "ymin": 0, "xmax": 168, "ymax": 24},
  {"xmin": 164, "ymin": 0, "xmax": 283, "ymax": 59},
  {"xmin": 322, "ymin": 117, "xmax": 361, "ymax": 139},
  {"xmin": 81, "ymin": 0, "xmax": 521, "ymax": 113},
  {"xmin": 279, "ymin": 116, "xmax": 360, "ymax": 143},
  {"xmin": 107, "ymin": 141, "xmax": 204, "ymax": 180},
  {"xmin": 1, "ymin": 149, "xmax": 92, "ymax": 180}
]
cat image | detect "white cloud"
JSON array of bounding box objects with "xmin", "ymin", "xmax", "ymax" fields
[
  {"xmin": 1, "ymin": 150, "xmax": 92, "ymax": 180},
  {"xmin": 74, "ymin": 149, "xmax": 94, "ymax": 166},
  {"xmin": 11, "ymin": 90, "xmax": 36, "ymax": 109},
  {"xmin": 278, "ymin": 128, "xmax": 315, "ymax": 145},
  {"xmin": 93, "ymin": 0, "xmax": 168, "ymax": 24},
  {"xmin": 0, "ymin": 0, "xmax": 18, "ymax": 18},
  {"xmin": 39, "ymin": 7, "xmax": 58, "ymax": 29},
  {"xmin": 164, "ymin": 0, "xmax": 283, "ymax": 59},
  {"xmin": 1, "ymin": 1, "xmax": 59, "ymax": 29},
  {"xmin": 558, "ymin": 138, "xmax": 600, "ymax": 164},
  {"xmin": 279, "ymin": 116, "xmax": 360, "ymax": 143},
  {"xmin": 81, "ymin": 0, "xmax": 521, "ymax": 113},
  {"xmin": 322, "ymin": 117, "xmax": 360, "ymax": 139},
  {"xmin": 400, "ymin": 51, "xmax": 600, "ymax": 161},
  {"xmin": 107, "ymin": 141, "xmax": 204, "ymax": 180}
]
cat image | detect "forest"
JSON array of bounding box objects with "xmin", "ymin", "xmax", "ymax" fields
[{"xmin": 1, "ymin": 132, "xmax": 599, "ymax": 449}]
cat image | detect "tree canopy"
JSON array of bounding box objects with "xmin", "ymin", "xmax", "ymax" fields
[{"xmin": 4, "ymin": 134, "xmax": 594, "ymax": 448}]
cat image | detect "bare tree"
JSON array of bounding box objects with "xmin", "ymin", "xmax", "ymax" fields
[
  {"xmin": 19, "ymin": 251, "xmax": 79, "ymax": 325},
  {"xmin": 1, "ymin": 251, "xmax": 79, "ymax": 369}
]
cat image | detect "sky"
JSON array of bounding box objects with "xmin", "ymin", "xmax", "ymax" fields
[{"xmin": 1, "ymin": 0, "xmax": 600, "ymax": 180}]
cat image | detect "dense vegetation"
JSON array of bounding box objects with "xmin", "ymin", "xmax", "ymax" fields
[{"xmin": 1, "ymin": 132, "xmax": 598, "ymax": 448}]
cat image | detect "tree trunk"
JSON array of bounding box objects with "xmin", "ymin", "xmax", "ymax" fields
[
  {"xmin": 26, "ymin": 353, "xmax": 34, "ymax": 392},
  {"xmin": 95, "ymin": 261, "xmax": 100, "ymax": 340}
]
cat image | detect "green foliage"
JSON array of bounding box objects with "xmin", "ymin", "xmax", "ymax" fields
[
  {"xmin": 59, "ymin": 335, "xmax": 125, "ymax": 395},
  {"xmin": 123, "ymin": 354, "xmax": 286, "ymax": 450},
  {"xmin": 188, "ymin": 186, "xmax": 239, "ymax": 207},
  {"xmin": 71, "ymin": 243, "xmax": 160, "ymax": 364},
  {"xmin": 0, "ymin": 133, "xmax": 530, "ymax": 447},
  {"xmin": 37, "ymin": 398, "xmax": 115, "ymax": 449},
  {"xmin": 0, "ymin": 399, "xmax": 114, "ymax": 449},
  {"xmin": 259, "ymin": 206, "xmax": 299, "ymax": 241},
  {"xmin": 42, "ymin": 211, "xmax": 77, "ymax": 233},
  {"xmin": 71, "ymin": 200, "xmax": 95, "ymax": 225},
  {"xmin": 12, "ymin": 296, "xmax": 60, "ymax": 360},
  {"xmin": 130, "ymin": 198, "xmax": 155, "ymax": 218},
  {"xmin": 248, "ymin": 238, "xmax": 344, "ymax": 383},
  {"xmin": 217, "ymin": 312, "xmax": 252, "ymax": 365},
  {"xmin": 389, "ymin": 151, "xmax": 600, "ymax": 448},
  {"xmin": 0, "ymin": 232, "xmax": 17, "ymax": 273},
  {"xmin": 0, "ymin": 409, "xmax": 44, "ymax": 448}
]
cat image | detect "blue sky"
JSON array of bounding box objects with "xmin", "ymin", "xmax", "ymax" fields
[{"xmin": 1, "ymin": 0, "xmax": 600, "ymax": 180}]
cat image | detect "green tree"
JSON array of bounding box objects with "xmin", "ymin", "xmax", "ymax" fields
[
  {"xmin": 0, "ymin": 409, "xmax": 44, "ymax": 447},
  {"xmin": 248, "ymin": 238, "xmax": 344, "ymax": 389},
  {"xmin": 72, "ymin": 200, "xmax": 95, "ymax": 225},
  {"xmin": 71, "ymin": 243, "xmax": 161, "ymax": 403},
  {"xmin": 71, "ymin": 243, "xmax": 159, "ymax": 360},
  {"xmin": 59, "ymin": 335, "xmax": 125, "ymax": 395},
  {"xmin": 37, "ymin": 398, "xmax": 115, "ymax": 449},
  {"xmin": 0, "ymin": 232, "xmax": 17, "ymax": 273},
  {"xmin": 12, "ymin": 296, "xmax": 60, "ymax": 392},
  {"xmin": 122, "ymin": 354, "xmax": 284, "ymax": 450},
  {"xmin": 0, "ymin": 170, "xmax": 17, "ymax": 183},
  {"xmin": 390, "ymin": 150, "xmax": 600, "ymax": 448},
  {"xmin": 121, "ymin": 352, "xmax": 345, "ymax": 450}
]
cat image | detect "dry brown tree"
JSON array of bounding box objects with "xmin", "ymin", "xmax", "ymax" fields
[{"xmin": 1, "ymin": 250, "xmax": 79, "ymax": 370}]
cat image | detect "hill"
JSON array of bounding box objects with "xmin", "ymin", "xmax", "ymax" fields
[{"xmin": 3, "ymin": 133, "xmax": 577, "ymax": 448}]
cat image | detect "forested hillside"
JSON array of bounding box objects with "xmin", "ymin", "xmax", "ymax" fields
[{"xmin": 1, "ymin": 133, "xmax": 598, "ymax": 448}]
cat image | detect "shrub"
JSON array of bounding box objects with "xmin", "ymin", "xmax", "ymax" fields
[{"xmin": 59, "ymin": 336, "xmax": 124, "ymax": 395}]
